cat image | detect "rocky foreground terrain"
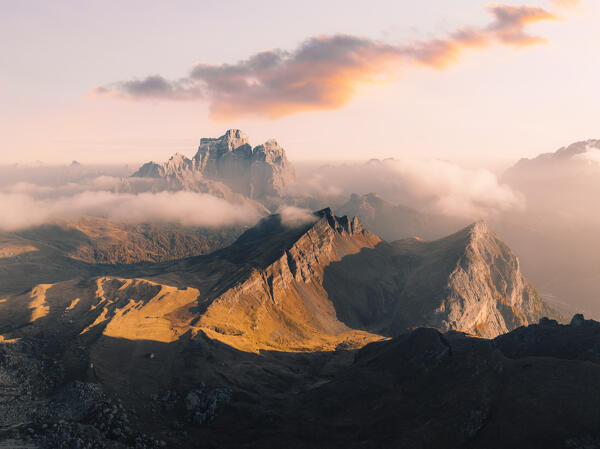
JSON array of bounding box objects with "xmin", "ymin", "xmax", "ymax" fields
[{"xmin": 2, "ymin": 313, "xmax": 600, "ymax": 448}]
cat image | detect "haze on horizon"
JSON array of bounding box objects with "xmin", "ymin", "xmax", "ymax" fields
[{"xmin": 0, "ymin": 0, "xmax": 598, "ymax": 167}]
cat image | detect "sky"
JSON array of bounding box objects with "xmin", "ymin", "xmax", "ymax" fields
[{"xmin": 0, "ymin": 0, "xmax": 597, "ymax": 168}]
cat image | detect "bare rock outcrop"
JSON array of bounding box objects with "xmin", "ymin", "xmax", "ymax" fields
[
  {"xmin": 131, "ymin": 129, "xmax": 295, "ymax": 203},
  {"xmin": 322, "ymin": 220, "xmax": 554, "ymax": 338}
]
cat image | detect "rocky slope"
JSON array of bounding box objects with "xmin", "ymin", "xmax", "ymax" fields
[
  {"xmin": 280, "ymin": 317, "xmax": 600, "ymax": 449},
  {"xmin": 131, "ymin": 129, "xmax": 295, "ymax": 204},
  {"xmin": 0, "ymin": 218, "xmax": 245, "ymax": 300},
  {"xmin": 0, "ymin": 209, "xmax": 383, "ymax": 353},
  {"xmin": 2, "ymin": 312, "xmax": 599, "ymax": 448},
  {"xmin": 0, "ymin": 209, "xmax": 551, "ymax": 356},
  {"xmin": 322, "ymin": 221, "xmax": 553, "ymax": 338},
  {"xmin": 14, "ymin": 217, "xmax": 244, "ymax": 265}
]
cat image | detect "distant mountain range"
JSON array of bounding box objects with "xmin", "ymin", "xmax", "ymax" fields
[{"xmin": 505, "ymin": 139, "xmax": 600, "ymax": 175}]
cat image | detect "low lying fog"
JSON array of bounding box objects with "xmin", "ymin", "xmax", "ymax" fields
[
  {"xmin": 0, "ymin": 156, "xmax": 527, "ymax": 235},
  {"xmin": 0, "ymin": 164, "xmax": 261, "ymax": 231},
  {"xmin": 292, "ymin": 158, "xmax": 524, "ymax": 219}
]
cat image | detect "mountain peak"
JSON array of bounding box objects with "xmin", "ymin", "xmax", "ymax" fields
[
  {"xmin": 197, "ymin": 129, "xmax": 250, "ymax": 156},
  {"xmin": 170, "ymin": 152, "xmax": 187, "ymax": 160},
  {"xmin": 132, "ymin": 130, "xmax": 295, "ymax": 200},
  {"xmin": 223, "ymin": 128, "xmax": 246, "ymax": 138},
  {"xmin": 221, "ymin": 129, "xmax": 249, "ymax": 149},
  {"xmin": 315, "ymin": 206, "xmax": 334, "ymax": 218},
  {"xmin": 314, "ymin": 208, "xmax": 365, "ymax": 236},
  {"xmin": 467, "ymin": 220, "xmax": 489, "ymax": 236}
]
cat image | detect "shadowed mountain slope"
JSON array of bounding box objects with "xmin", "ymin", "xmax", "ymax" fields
[
  {"xmin": 323, "ymin": 221, "xmax": 553, "ymax": 338},
  {"xmin": 2, "ymin": 314, "xmax": 600, "ymax": 448}
]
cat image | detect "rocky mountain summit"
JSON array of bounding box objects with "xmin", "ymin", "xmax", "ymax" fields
[
  {"xmin": 323, "ymin": 220, "xmax": 552, "ymax": 338},
  {"xmin": 132, "ymin": 129, "xmax": 295, "ymax": 203}
]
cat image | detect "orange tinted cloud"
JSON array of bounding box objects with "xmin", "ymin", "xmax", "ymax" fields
[
  {"xmin": 92, "ymin": 4, "xmax": 560, "ymax": 119},
  {"xmin": 551, "ymin": 0, "xmax": 581, "ymax": 9}
]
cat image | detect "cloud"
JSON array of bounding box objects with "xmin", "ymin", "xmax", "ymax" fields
[
  {"xmin": 293, "ymin": 158, "xmax": 524, "ymax": 219},
  {"xmin": 91, "ymin": 4, "xmax": 559, "ymax": 119},
  {"xmin": 89, "ymin": 76, "xmax": 203, "ymax": 101},
  {"xmin": 3, "ymin": 176, "xmax": 123, "ymax": 199},
  {"xmin": 486, "ymin": 5, "xmax": 556, "ymax": 46},
  {"xmin": 551, "ymin": 0, "xmax": 581, "ymax": 10},
  {"xmin": 277, "ymin": 205, "xmax": 317, "ymax": 227},
  {"xmin": 573, "ymin": 146, "xmax": 600, "ymax": 163},
  {"xmin": 0, "ymin": 190, "xmax": 262, "ymax": 232}
]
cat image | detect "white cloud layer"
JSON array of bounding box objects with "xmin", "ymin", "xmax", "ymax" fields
[
  {"xmin": 277, "ymin": 205, "xmax": 317, "ymax": 227},
  {"xmin": 0, "ymin": 190, "xmax": 262, "ymax": 231},
  {"xmin": 293, "ymin": 158, "xmax": 524, "ymax": 218}
]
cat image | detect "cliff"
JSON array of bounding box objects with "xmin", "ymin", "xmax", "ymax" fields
[{"xmin": 132, "ymin": 129, "xmax": 295, "ymax": 202}]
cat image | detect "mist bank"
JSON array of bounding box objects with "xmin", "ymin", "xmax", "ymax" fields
[
  {"xmin": 292, "ymin": 158, "xmax": 524, "ymax": 220},
  {"xmin": 0, "ymin": 189, "xmax": 262, "ymax": 232}
]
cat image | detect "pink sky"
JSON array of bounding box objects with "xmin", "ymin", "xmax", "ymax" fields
[{"xmin": 0, "ymin": 0, "xmax": 597, "ymax": 168}]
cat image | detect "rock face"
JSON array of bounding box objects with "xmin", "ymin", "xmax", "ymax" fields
[
  {"xmin": 132, "ymin": 129, "xmax": 295, "ymax": 201},
  {"xmin": 322, "ymin": 221, "xmax": 553, "ymax": 338},
  {"xmin": 191, "ymin": 208, "xmax": 381, "ymax": 351},
  {"xmin": 434, "ymin": 222, "xmax": 550, "ymax": 336}
]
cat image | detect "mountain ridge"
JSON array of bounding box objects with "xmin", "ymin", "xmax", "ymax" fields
[
  {"xmin": 322, "ymin": 219, "xmax": 553, "ymax": 338},
  {"xmin": 0, "ymin": 208, "xmax": 554, "ymax": 356}
]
